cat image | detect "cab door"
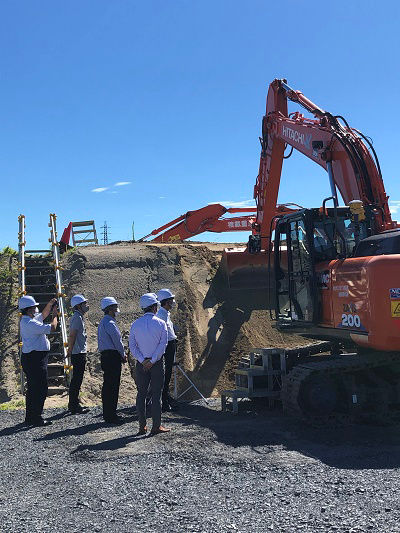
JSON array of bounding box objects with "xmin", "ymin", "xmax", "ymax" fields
[{"xmin": 275, "ymin": 213, "xmax": 317, "ymax": 325}]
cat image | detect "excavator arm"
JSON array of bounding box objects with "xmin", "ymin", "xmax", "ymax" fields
[
  {"xmin": 255, "ymin": 78, "xmax": 395, "ymax": 249},
  {"xmin": 139, "ymin": 202, "xmax": 298, "ymax": 243},
  {"xmin": 139, "ymin": 204, "xmax": 257, "ymax": 243}
]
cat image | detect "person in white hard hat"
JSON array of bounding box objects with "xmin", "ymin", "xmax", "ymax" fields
[
  {"xmin": 156, "ymin": 288, "xmax": 178, "ymax": 412},
  {"xmin": 67, "ymin": 294, "xmax": 90, "ymax": 414},
  {"xmin": 19, "ymin": 295, "xmax": 58, "ymax": 426},
  {"xmin": 129, "ymin": 293, "xmax": 169, "ymax": 436},
  {"xmin": 97, "ymin": 297, "xmax": 127, "ymax": 424}
]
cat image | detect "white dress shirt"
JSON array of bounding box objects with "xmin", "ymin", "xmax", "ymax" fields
[
  {"xmin": 20, "ymin": 313, "xmax": 51, "ymax": 353},
  {"xmin": 156, "ymin": 306, "xmax": 177, "ymax": 341},
  {"xmin": 129, "ymin": 312, "xmax": 168, "ymax": 364}
]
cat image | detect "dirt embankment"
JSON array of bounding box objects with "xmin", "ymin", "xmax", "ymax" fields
[
  {"xmin": 0, "ymin": 242, "xmax": 310, "ymax": 406},
  {"xmin": 0, "ymin": 252, "xmax": 20, "ymax": 403}
]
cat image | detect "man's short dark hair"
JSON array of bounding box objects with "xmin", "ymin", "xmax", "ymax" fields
[
  {"xmin": 160, "ymin": 297, "xmax": 173, "ymax": 307},
  {"xmin": 143, "ymin": 304, "xmax": 157, "ymax": 313}
]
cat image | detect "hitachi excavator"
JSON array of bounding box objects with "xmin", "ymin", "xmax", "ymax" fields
[
  {"xmin": 225, "ymin": 79, "xmax": 400, "ymax": 424},
  {"xmin": 141, "ymin": 78, "xmax": 400, "ymax": 423}
]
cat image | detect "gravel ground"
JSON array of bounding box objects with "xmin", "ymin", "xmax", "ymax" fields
[{"xmin": 1, "ymin": 401, "xmax": 400, "ymax": 533}]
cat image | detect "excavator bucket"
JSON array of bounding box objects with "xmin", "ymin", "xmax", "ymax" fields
[{"xmin": 222, "ymin": 247, "xmax": 274, "ymax": 290}]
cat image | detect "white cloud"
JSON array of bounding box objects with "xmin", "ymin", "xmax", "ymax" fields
[
  {"xmin": 115, "ymin": 181, "xmax": 131, "ymax": 187},
  {"xmin": 91, "ymin": 187, "xmax": 109, "ymax": 193},
  {"xmin": 159, "ymin": 196, "xmax": 166, "ymax": 199},
  {"xmin": 389, "ymin": 201, "xmax": 400, "ymax": 214},
  {"xmin": 209, "ymin": 199, "xmax": 256, "ymax": 208}
]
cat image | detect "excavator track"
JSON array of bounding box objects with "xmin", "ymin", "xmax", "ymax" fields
[{"xmin": 283, "ymin": 351, "xmax": 400, "ymax": 426}]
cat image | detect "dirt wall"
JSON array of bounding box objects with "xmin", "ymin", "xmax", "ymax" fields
[
  {"xmin": 0, "ymin": 242, "xmax": 310, "ymax": 406},
  {"xmin": 0, "ymin": 252, "xmax": 20, "ymax": 403},
  {"xmin": 60, "ymin": 242, "xmax": 309, "ymax": 403}
]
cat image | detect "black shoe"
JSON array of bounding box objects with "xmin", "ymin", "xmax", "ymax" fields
[
  {"xmin": 162, "ymin": 402, "xmax": 172, "ymax": 412},
  {"xmin": 167, "ymin": 395, "xmax": 178, "ymax": 408},
  {"xmin": 104, "ymin": 416, "xmax": 124, "ymax": 425},
  {"xmin": 32, "ymin": 419, "xmax": 52, "ymax": 427},
  {"xmin": 69, "ymin": 405, "xmax": 89, "ymax": 414}
]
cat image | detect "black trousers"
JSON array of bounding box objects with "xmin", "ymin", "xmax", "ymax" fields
[
  {"xmin": 68, "ymin": 353, "xmax": 86, "ymax": 409},
  {"xmin": 21, "ymin": 350, "xmax": 49, "ymax": 423},
  {"xmin": 163, "ymin": 340, "xmax": 176, "ymax": 402},
  {"xmin": 100, "ymin": 350, "xmax": 122, "ymax": 421}
]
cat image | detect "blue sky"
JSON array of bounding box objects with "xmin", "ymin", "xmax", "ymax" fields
[{"xmin": 1, "ymin": 0, "xmax": 399, "ymax": 249}]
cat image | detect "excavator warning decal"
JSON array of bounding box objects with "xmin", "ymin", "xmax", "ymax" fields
[{"xmin": 389, "ymin": 289, "xmax": 400, "ymax": 317}]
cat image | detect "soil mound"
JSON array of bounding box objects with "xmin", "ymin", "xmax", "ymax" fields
[
  {"xmin": 0, "ymin": 242, "xmax": 310, "ymax": 406},
  {"xmin": 61, "ymin": 242, "xmax": 309, "ymax": 402}
]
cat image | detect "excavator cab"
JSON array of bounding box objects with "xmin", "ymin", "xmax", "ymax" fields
[
  {"xmin": 274, "ymin": 207, "xmax": 372, "ymax": 328},
  {"xmin": 274, "ymin": 210, "xmax": 319, "ymax": 327}
]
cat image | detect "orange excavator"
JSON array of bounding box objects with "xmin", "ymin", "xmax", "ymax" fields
[
  {"xmin": 142, "ymin": 78, "xmax": 400, "ymax": 423},
  {"xmin": 139, "ymin": 204, "xmax": 257, "ymax": 242},
  {"xmin": 139, "ymin": 202, "xmax": 299, "ymax": 243},
  {"xmin": 227, "ymin": 79, "xmax": 400, "ymax": 423}
]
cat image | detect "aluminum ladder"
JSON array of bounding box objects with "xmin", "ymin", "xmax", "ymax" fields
[{"xmin": 17, "ymin": 214, "xmax": 71, "ymax": 394}]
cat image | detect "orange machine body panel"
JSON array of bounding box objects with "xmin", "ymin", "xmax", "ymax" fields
[{"xmin": 315, "ymin": 256, "xmax": 400, "ymax": 351}]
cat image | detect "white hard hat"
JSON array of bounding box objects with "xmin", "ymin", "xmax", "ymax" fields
[
  {"xmin": 139, "ymin": 293, "xmax": 158, "ymax": 309},
  {"xmin": 157, "ymin": 288, "xmax": 175, "ymax": 301},
  {"xmin": 101, "ymin": 297, "xmax": 119, "ymax": 310},
  {"xmin": 19, "ymin": 295, "xmax": 40, "ymax": 310},
  {"xmin": 71, "ymin": 294, "xmax": 87, "ymax": 308}
]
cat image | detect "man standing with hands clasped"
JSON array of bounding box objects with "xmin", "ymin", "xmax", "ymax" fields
[{"xmin": 129, "ymin": 293, "xmax": 168, "ymax": 436}]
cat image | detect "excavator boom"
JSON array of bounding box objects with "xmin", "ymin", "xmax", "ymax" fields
[
  {"xmin": 225, "ymin": 78, "xmax": 397, "ymax": 289},
  {"xmin": 140, "ymin": 202, "xmax": 298, "ymax": 244},
  {"xmin": 139, "ymin": 204, "xmax": 257, "ymax": 243},
  {"xmin": 254, "ymin": 79, "xmax": 395, "ymax": 250}
]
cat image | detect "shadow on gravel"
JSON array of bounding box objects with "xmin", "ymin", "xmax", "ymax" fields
[
  {"xmin": 172, "ymin": 403, "xmax": 400, "ymax": 470},
  {"xmin": 13, "ymin": 401, "xmax": 400, "ymax": 471},
  {"xmin": 0, "ymin": 422, "xmax": 31, "ymax": 437},
  {"xmin": 46, "ymin": 411, "xmax": 72, "ymax": 422},
  {"xmin": 71, "ymin": 433, "xmax": 145, "ymax": 454},
  {"xmin": 34, "ymin": 421, "xmax": 105, "ymax": 442}
]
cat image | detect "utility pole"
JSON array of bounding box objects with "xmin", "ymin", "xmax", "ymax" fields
[{"xmin": 100, "ymin": 221, "xmax": 109, "ymax": 245}]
